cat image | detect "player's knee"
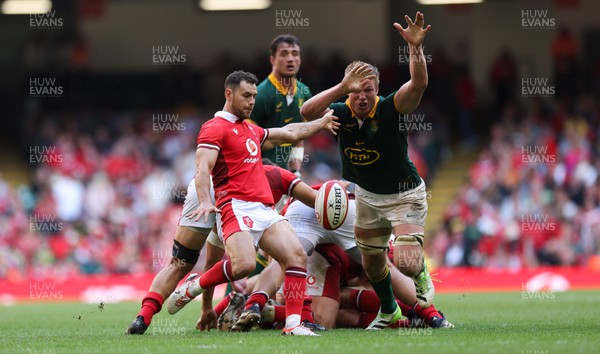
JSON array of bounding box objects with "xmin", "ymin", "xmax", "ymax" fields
[
  {"xmin": 355, "ymin": 234, "xmax": 390, "ymax": 256},
  {"xmin": 231, "ymin": 258, "xmax": 256, "ymax": 279},
  {"xmin": 393, "ymin": 233, "xmax": 424, "ymax": 275},
  {"xmin": 284, "ymin": 246, "xmax": 307, "ymax": 269},
  {"xmin": 171, "ymin": 240, "xmax": 199, "ymax": 272}
]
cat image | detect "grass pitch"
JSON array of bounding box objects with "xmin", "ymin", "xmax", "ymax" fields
[{"xmin": 1, "ymin": 291, "xmax": 598, "ymax": 354}]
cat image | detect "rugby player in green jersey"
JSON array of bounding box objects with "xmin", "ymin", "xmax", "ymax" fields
[
  {"xmin": 248, "ymin": 34, "xmax": 312, "ymax": 174},
  {"xmin": 301, "ymin": 12, "xmax": 435, "ymax": 330}
]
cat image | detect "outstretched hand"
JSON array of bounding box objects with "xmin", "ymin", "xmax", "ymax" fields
[
  {"xmin": 394, "ymin": 11, "xmax": 431, "ymax": 47},
  {"xmin": 340, "ymin": 63, "xmax": 377, "ymax": 94},
  {"xmin": 320, "ymin": 109, "xmax": 340, "ymax": 136}
]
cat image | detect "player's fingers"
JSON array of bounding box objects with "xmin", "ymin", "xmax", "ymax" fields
[
  {"xmin": 415, "ymin": 11, "xmax": 424, "ymax": 26},
  {"xmin": 423, "ymin": 24, "xmax": 432, "ymax": 33},
  {"xmin": 405, "ymin": 15, "xmax": 414, "ymax": 26}
]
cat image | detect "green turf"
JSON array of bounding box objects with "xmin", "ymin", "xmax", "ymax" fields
[{"xmin": 0, "ymin": 291, "xmax": 598, "ymax": 354}]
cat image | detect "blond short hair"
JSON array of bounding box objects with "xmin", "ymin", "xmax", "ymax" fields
[{"xmin": 344, "ymin": 61, "xmax": 380, "ymax": 87}]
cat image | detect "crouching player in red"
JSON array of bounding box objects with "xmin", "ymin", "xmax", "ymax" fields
[
  {"xmin": 250, "ymin": 242, "xmax": 452, "ymax": 330},
  {"xmin": 305, "ymin": 243, "xmax": 452, "ymax": 329},
  {"xmin": 165, "ymin": 70, "xmax": 339, "ymax": 336},
  {"xmin": 215, "ymin": 185, "xmax": 453, "ymax": 331}
]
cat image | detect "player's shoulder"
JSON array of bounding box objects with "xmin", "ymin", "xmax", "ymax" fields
[
  {"xmin": 296, "ymin": 80, "xmax": 311, "ymax": 95},
  {"xmin": 257, "ymin": 78, "xmax": 275, "ymax": 93},
  {"xmin": 202, "ymin": 116, "xmax": 227, "ymax": 129},
  {"xmin": 330, "ymin": 101, "xmax": 351, "ymax": 116},
  {"xmin": 380, "ymin": 91, "xmax": 399, "ymax": 111}
]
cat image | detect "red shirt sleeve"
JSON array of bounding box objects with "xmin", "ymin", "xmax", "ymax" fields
[
  {"xmin": 197, "ymin": 120, "xmax": 224, "ymax": 151},
  {"xmin": 246, "ymin": 121, "xmax": 269, "ymax": 147},
  {"xmin": 278, "ymin": 167, "xmax": 301, "ymax": 197}
]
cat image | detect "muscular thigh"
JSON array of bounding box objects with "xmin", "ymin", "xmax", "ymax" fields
[
  {"xmin": 259, "ymin": 220, "xmax": 304, "ymax": 264},
  {"xmin": 174, "ymin": 225, "xmax": 209, "ymax": 250},
  {"xmin": 224, "ymin": 231, "xmax": 257, "ymax": 264}
]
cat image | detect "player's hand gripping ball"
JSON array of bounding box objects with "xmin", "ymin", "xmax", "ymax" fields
[{"xmin": 315, "ymin": 181, "xmax": 349, "ymax": 230}]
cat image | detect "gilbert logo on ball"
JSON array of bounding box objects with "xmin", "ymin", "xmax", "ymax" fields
[{"xmin": 315, "ymin": 181, "xmax": 349, "ymax": 230}]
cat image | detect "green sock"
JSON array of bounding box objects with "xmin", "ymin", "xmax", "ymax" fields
[{"xmin": 369, "ymin": 266, "xmax": 397, "ymax": 314}]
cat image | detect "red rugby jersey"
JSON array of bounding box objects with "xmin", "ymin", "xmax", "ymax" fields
[
  {"xmin": 264, "ymin": 165, "xmax": 300, "ymax": 204},
  {"xmin": 197, "ymin": 111, "xmax": 273, "ymax": 207}
]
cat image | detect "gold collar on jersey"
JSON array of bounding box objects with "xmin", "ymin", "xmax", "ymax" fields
[
  {"xmin": 268, "ymin": 73, "xmax": 297, "ymax": 96},
  {"xmin": 345, "ymin": 96, "xmax": 380, "ymax": 120}
]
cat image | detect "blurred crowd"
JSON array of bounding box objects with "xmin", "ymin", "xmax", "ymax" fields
[
  {"xmin": 428, "ymin": 96, "xmax": 600, "ymax": 269},
  {"xmin": 2, "ymin": 26, "xmax": 600, "ymax": 278},
  {"xmin": 427, "ymin": 27, "xmax": 600, "ymax": 269}
]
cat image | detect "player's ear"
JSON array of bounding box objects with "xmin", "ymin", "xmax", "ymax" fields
[
  {"xmin": 224, "ymin": 87, "xmax": 233, "ymax": 101},
  {"xmin": 270, "ymin": 55, "xmax": 275, "ymax": 66}
]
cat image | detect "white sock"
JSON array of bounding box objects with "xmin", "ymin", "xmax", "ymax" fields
[
  {"xmin": 285, "ymin": 314, "xmax": 301, "ymax": 328},
  {"xmin": 188, "ymin": 277, "xmax": 204, "ymax": 297}
]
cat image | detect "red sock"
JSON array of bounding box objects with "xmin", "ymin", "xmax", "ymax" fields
[
  {"xmin": 349, "ymin": 289, "xmax": 380, "ymax": 313},
  {"xmin": 357, "ymin": 312, "xmax": 377, "ymax": 328},
  {"xmin": 199, "ymin": 260, "xmax": 233, "ymax": 289},
  {"xmin": 138, "ymin": 291, "xmax": 164, "ymax": 326},
  {"xmin": 214, "ymin": 292, "xmax": 232, "ymax": 317},
  {"xmin": 414, "ymin": 303, "xmax": 442, "ymax": 326},
  {"xmin": 246, "ymin": 291, "xmax": 269, "ymax": 311},
  {"xmin": 396, "ymin": 299, "xmax": 414, "ymax": 317},
  {"xmin": 302, "ymin": 296, "xmax": 314, "ymax": 322},
  {"xmin": 273, "ymin": 305, "xmax": 287, "ymax": 322},
  {"xmin": 283, "ymin": 267, "xmax": 307, "ymax": 320}
]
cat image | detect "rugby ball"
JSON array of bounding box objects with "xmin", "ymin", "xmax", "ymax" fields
[{"xmin": 315, "ymin": 181, "xmax": 349, "ymax": 230}]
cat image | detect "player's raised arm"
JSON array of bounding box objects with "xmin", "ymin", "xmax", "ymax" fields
[
  {"xmin": 189, "ymin": 147, "xmax": 220, "ymax": 222},
  {"xmin": 262, "ymin": 110, "xmax": 340, "ymax": 150},
  {"xmin": 393, "ymin": 11, "xmax": 431, "ymax": 114},
  {"xmin": 300, "ymin": 64, "xmax": 376, "ymax": 121}
]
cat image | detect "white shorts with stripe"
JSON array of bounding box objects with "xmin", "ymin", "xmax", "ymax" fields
[
  {"xmin": 285, "ymin": 199, "xmax": 357, "ymax": 255},
  {"xmin": 217, "ymin": 199, "xmax": 285, "ymax": 248},
  {"xmin": 178, "ymin": 178, "xmax": 216, "ymax": 232}
]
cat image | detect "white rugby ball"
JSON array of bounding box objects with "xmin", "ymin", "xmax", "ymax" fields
[{"xmin": 315, "ymin": 181, "xmax": 349, "ymax": 230}]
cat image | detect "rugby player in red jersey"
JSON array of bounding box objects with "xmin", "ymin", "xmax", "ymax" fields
[{"xmin": 165, "ymin": 70, "xmax": 338, "ymax": 336}]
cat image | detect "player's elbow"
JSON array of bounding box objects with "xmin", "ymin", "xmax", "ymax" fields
[
  {"xmin": 299, "ymin": 104, "xmax": 310, "ymax": 118},
  {"xmin": 300, "ymin": 105, "xmax": 318, "ymax": 121},
  {"xmin": 412, "ymin": 80, "xmax": 428, "ymax": 94}
]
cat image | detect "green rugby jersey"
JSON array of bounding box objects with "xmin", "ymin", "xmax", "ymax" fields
[
  {"xmin": 330, "ymin": 92, "xmax": 421, "ymax": 194},
  {"xmin": 248, "ymin": 73, "xmax": 312, "ymax": 168}
]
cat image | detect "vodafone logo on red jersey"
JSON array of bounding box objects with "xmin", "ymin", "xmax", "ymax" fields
[
  {"xmin": 243, "ymin": 139, "xmax": 260, "ymax": 163},
  {"xmin": 246, "ymin": 139, "xmax": 258, "ymax": 156}
]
